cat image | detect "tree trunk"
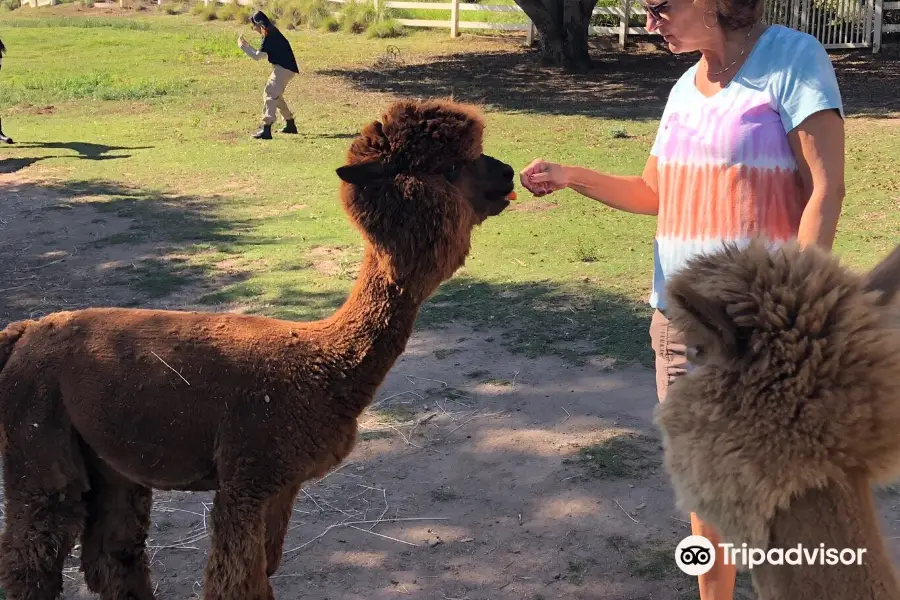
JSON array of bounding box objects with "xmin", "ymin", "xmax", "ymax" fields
[{"xmin": 514, "ymin": 0, "xmax": 599, "ymax": 70}]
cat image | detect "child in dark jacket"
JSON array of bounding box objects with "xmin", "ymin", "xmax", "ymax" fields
[
  {"xmin": 238, "ymin": 11, "xmax": 299, "ymax": 140},
  {"xmin": 0, "ymin": 38, "xmax": 13, "ymax": 144}
]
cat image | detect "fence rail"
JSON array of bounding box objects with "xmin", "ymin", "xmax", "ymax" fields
[{"xmin": 324, "ymin": 0, "xmax": 652, "ymax": 47}]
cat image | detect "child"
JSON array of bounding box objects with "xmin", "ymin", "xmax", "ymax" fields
[
  {"xmin": 0, "ymin": 37, "xmax": 12, "ymax": 145},
  {"xmin": 238, "ymin": 11, "xmax": 299, "ymax": 140}
]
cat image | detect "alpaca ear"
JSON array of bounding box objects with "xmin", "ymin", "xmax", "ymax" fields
[
  {"xmin": 666, "ymin": 283, "xmax": 738, "ymax": 355},
  {"xmin": 336, "ymin": 161, "xmax": 396, "ymax": 187},
  {"xmin": 863, "ymin": 243, "xmax": 900, "ymax": 307}
]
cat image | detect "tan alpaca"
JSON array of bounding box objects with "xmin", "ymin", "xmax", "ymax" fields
[
  {"xmin": 0, "ymin": 98, "xmax": 516, "ymax": 600},
  {"xmin": 655, "ymin": 239, "xmax": 900, "ymax": 600}
]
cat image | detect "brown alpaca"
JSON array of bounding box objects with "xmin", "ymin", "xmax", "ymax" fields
[
  {"xmin": 654, "ymin": 238, "xmax": 900, "ymax": 599},
  {"xmin": 0, "ymin": 98, "xmax": 515, "ymax": 600}
]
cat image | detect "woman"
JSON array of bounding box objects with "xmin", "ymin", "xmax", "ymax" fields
[
  {"xmin": 237, "ymin": 11, "xmax": 300, "ymax": 140},
  {"xmin": 0, "ymin": 37, "xmax": 13, "ymax": 144},
  {"xmin": 520, "ymin": 1, "xmax": 845, "ymax": 598}
]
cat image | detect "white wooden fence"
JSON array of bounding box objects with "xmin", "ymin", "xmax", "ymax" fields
[
  {"xmin": 326, "ymin": 0, "xmax": 653, "ymax": 48},
  {"xmin": 763, "ymin": 0, "xmax": 895, "ymax": 52}
]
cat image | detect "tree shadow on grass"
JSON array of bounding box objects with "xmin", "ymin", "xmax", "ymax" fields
[
  {"xmin": 418, "ymin": 277, "xmax": 654, "ymax": 367},
  {"xmin": 206, "ymin": 265, "xmax": 655, "ymax": 368},
  {"xmin": 0, "ymin": 177, "xmax": 653, "ymax": 367},
  {"xmin": 320, "ymin": 41, "xmax": 900, "ymax": 120},
  {"xmin": 0, "ymin": 177, "xmax": 254, "ymax": 322},
  {"xmin": 320, "ymin": 45, "xmax": 695, "ymax": 120}
]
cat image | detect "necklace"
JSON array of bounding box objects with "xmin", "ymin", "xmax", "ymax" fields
[{"xmin": 708, "ymin": 24, "xmax": 756, "ymax": 76}]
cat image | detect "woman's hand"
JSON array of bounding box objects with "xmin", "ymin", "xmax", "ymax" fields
[
  {"xmin": 520, "ymin": 159, "xmax": 569, "ymax": 197},
  {"xmin": 238, "ymin": 34, "xmax": 247, "ymax": 47}
]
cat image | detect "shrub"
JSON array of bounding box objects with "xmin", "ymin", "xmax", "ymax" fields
[
  {"xmin": 366, "ymin": 17, "xmax": 404, "ymax": 38},
  {"xmin": 319, "ymin": 14, "xmax": 340, "ymax": 31},
  {"xmin": 191, "ymin": 1, "xmax": 218, "ymax": 19},
  {"xmin": 217, "ymin": 1, "xmax": 252, "ymax": 20},
  {"xmin": 338, "ymin": 0, "xmax": 382, "ymax": 33},
  {"xmin": 162, "ymin": 0, "xmax": 184, "ymax": 13}
]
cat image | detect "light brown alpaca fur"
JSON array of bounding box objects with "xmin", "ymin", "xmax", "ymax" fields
[
  {"xmin": 0, "ymin": 98, "xmax": 515, "ymax": 600},
  {"xmin": 655, "ymin": 238, "xmax": 900, "ymax": 599}
]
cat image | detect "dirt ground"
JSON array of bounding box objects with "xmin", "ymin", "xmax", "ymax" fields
[{"xmin": 2, "ymin": 102, "xmax": 900, "ymax": 600}]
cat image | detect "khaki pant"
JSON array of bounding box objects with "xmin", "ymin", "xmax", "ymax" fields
[
  {"xmin": 262, "ymin": 65, "xmax": 295, "ymax": 126},
  {"xmin": 648, "ymin": 309, "xmax": 689, "ymax": 402},
  {"xmin": 649, "ymin": 309, "xmax": 737, "ymax": 600}
]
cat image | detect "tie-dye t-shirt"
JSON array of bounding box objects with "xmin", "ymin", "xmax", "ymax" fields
[{"xmin": 648, "ymin": 24, "xmax": 844, "ymax": 311}]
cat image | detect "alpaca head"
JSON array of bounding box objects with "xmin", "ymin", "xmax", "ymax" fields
[
  {"xmin": 336, "ymin": 98, "xmax": 514, "ymax": 297},
  {"xmin": 653, "ymin": 238, "xmax": 900, "ymax": 548}
]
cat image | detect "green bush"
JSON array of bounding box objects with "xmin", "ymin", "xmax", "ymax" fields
[
  {"xmin": 217, "ymin": 1, "xmax": 252, "ymax": 20},
  {"xmin": 318, "ymin": 14, "xmax": 340, "ymax": 31},
  {"xmin": 190, "ymin": 1, "xmax": 218, "ymax": 19},
  {"xmin": 338, "ymin": 0, "xmax": 382, "ymax": 33},
  {"xmin": 162, "ymin": 0, "xmax": 184, "ymax": 13},
  {"xmin": 0, "ymin": 0, "xmax": 20, "ymax": 11},
  {"xmin": 365, "ymin": 17, "xmax": 404, "ymax": 38}
]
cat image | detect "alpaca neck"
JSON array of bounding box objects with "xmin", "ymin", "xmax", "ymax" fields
[
  {"xmin": 324, "ymin": 246, "xmax": 429, "ymax": 415},
  {"xmin": 751, "ymin": 472, "xmax": 900, "ymax": 599}
]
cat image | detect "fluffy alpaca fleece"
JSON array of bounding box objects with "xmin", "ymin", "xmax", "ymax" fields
[
  {"xmin": 654, "ymin": 238, "xmax": 900, "ymax": 594},
  {"xmin": 0, "ymin": 98, "xmax": 515, "ymax": 600}
]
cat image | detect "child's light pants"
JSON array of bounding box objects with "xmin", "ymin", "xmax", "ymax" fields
[{"xmin": 262, "ymin": 65, "xmax": 295, "ymax": 125}]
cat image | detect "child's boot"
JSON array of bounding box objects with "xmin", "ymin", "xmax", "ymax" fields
[
  {"xmin": 281, "ymin": 119, "xmax": 298, "ymax": 134},
  {"xmin": 0, "ymin": 118, "xmax": 13, "ymax": 144},
  {"xmin": 252, "ymin": 123, "xmax": 272, "ymax": 140}
]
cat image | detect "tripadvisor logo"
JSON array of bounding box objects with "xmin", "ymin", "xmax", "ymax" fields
[{"xmin": 674, "ymin": 535, "xmax": 868, "ymax": 575}]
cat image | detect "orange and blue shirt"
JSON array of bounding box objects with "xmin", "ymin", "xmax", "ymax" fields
[{"xmin": 649, "ymin": 24, "xmax": 844, "ymax": 311}]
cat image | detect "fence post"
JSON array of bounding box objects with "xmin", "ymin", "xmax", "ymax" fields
[
  {"xmin": 450, "ymin": 0, "xmax": 459, "ymax": 37},
  {"xmin": 619, "ymin": 0, "xmax": 631, "ymax": 48},
  {"xmin": 873, "ymin": 0, "xmax": 883, "ymax": 52}
]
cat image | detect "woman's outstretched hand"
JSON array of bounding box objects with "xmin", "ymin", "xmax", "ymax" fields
[{"xmin": 520, "ymin": 159, "xmax": 568, "ymax": 197}]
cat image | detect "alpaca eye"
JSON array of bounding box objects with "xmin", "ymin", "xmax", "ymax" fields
[{"xmin": 444, "ymin": 164, "xmax": 461, "ymax": 182}]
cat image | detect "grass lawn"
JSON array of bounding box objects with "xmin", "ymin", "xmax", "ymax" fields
[{"xmin": 0, "ymin": 5, "xmax": 897, "ymax": 369}]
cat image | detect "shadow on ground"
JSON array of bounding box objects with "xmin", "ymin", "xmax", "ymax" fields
[
  {"xmin": 212, "ymin": 269, "xmax": 655, "ymax": 368},
  {"xmin": 418, "ymin": 278, "xmax": 654, "ymax": 367},
  {"xmin": 0, "ymin": 177, "xmax": 252, "ymax": 322},
  {"xmin": 320, "ymin": 41, "xmax": 900, "ymax": 119},
  {"xmin": 14, "ymin": 141, "xmax": 154, "ymax": 159},
  {"xmin": 0, "ymin": 142, "xmax": 154, "ymax": 175}
]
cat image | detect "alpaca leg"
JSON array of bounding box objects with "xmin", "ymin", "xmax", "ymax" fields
[
  {"xmin": 203, "ymin": 487, "xmax": 271, "ymax": 600},
  {"xmin": 264, "ymin": 483, "xmax": 302, "ymax": 576},
  {"xmin": 0, "ymin": 440, "xmax": 88, "ymax": 599},
  {"xmin": 80, "ymin": 460, "xmax": 154, "ymax": 600}
]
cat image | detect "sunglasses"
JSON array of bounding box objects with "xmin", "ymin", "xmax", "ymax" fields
[{"xmin": 642, "ymin": 0, "xmax": 668, "ymax": 19}]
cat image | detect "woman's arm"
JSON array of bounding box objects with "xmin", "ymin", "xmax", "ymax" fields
[
  {"xmin": 520, "ymin": 155, "xmax": 661, "ymax": 215},
  {"xmin": 564, "ymin": 155, "xmax": 660, "ymax": 215},
  {"xmin": 788, "ymin": 108, "xmax": 846, "ymax": 250}
]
